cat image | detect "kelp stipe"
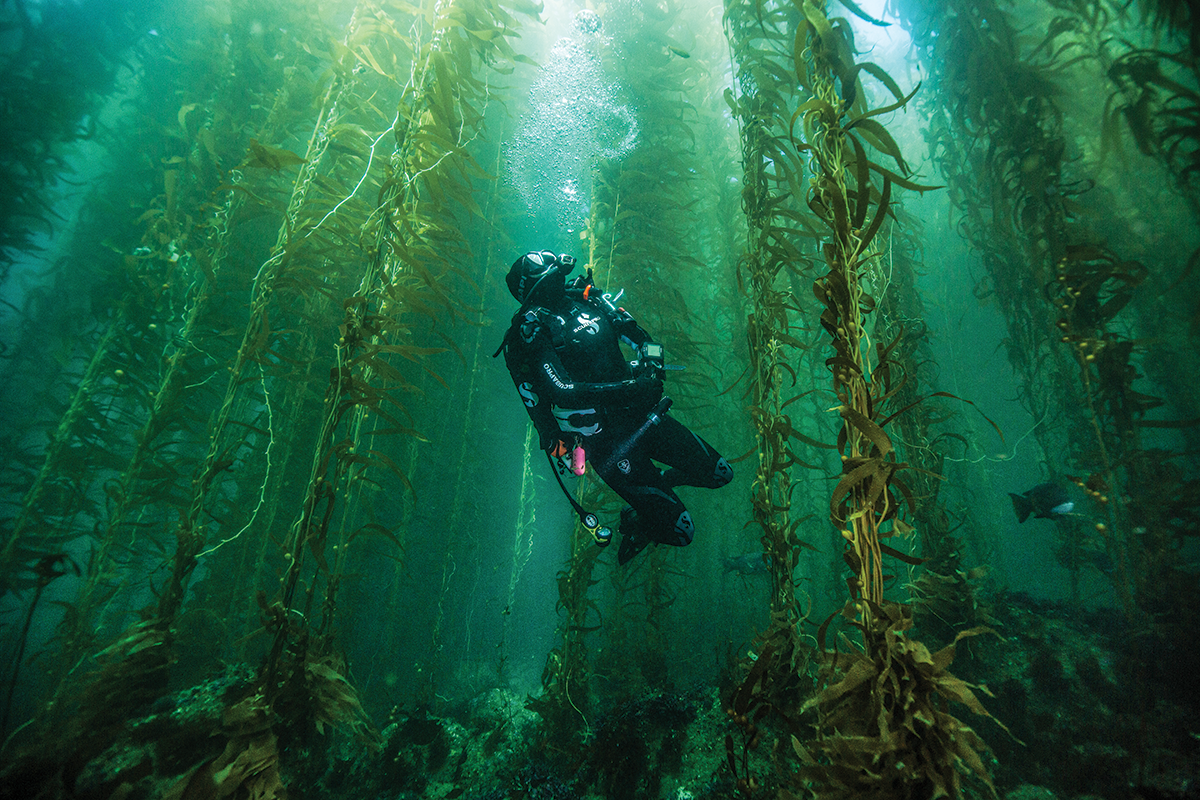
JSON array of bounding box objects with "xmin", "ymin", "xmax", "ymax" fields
[
  {"xmin": 1131, "ymin": 0, "xmax": 1200, "ymax": 61},
  {"xmin": 4, "ymin": 0, "xmax": 1197, "ymax": 795},
  {"xmin": 1094, "ymin": 27, "xmax": 1200, "ymax": 393},
  {"xmin": 527, "ymin": 478, "xmax": 607, "ymax": 748},
  {"xmin": 873, "ymin": 215, "xmax": 997, "ymax": 642},
  {"xmin": 722, "ymin": 0, "xmax": 824, "ymax": 723},
  {"xmin": 0, "ymin": 0, "xmax": 152, "ymax": 284},
  {"xmin": 260, "ymin": 0, "xmax": 543, "ymax": 722},
  {"xmin": 797, "ymin": 2, "xmax": 1009, "ymax": 792},
  {"xmin": 499, "ymin": 421, "xmax": 540, "ymax": 681},
  {"xmin": 720, "ymin": 0, "xmax": 1007, "ymax": 794},
  {"xmin": 48, "ymin": 19, "xmax": 316, "ymax": 705},
  {"xmin": 584, "ymin": 0, "xmax": 729, "ymax": 697},
  {"xmin": 0, "ymin": 0, "xmax": 541, "ymax": 787},
  {"xmin": 0, "ymin": 554, "xmax": 77, "ymax": 737},
  {"xmin": 1051, "ymin": 245, "xmax": 1200, "ymax": 632},
  {"xmin": 164, "ymin": 9, "xmax": 386, "ymax": 718},
  {"xmin": 893, "ymin": 0, "xmax": 1200, "ymax": 630},
  {"xmin": 520, "ymin": 0, "xmax": 754, "ymax": 726},
  {"xmin": 1, "ymin": 1, "xmax": 311, "ymax": 744},
  {"xmin": 416, "ymin": 135, "xmax": 529, "ymax": 701},
  {"xmin": 884, "ymin": 0, "xmax": 1200, "ymax": 790}
]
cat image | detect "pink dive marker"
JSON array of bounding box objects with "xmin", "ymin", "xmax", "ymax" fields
[{"xmin": 571, "ymin": 445, "xmax": 586, "ymax": 476}]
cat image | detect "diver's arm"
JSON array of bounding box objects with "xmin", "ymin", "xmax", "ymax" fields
[
  {"xmin": 535, "ymin": 344, "xmax": 661, "ymax": 407},
  {"xmin": 504, "ymin": 327, "xmax": 567, "ymax": 451},
  {"xmin": 523, "ymin": 325, "xmax": 660, "ymax": 409},
  {"xmin": 590, "ymin": 292, "xmax": 666, "ymax": 379},
  {"xmin": 592, "ymin": 291, "xmax": 653, "ymax": 348},
  {"xmin": 554, "ymin": 373, "xmax": 662, "ymax": 407}
]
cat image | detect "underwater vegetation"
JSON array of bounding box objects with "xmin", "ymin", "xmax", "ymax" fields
[
  {"xmin": 0, "ymin": 0, "xmax": 1198, "ymax": 798},
  {"xmin": 0, "ymin": 0, "xmax": 157, "ymax": 287}
]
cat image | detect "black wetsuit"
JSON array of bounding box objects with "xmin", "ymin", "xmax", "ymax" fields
[{"xmin": 500, "ymin": 287, "xmax": 732, "ymax": 547}]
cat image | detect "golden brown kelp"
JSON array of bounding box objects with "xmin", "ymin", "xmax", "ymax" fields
[
  {"xmin": 0, "ymin": 310, "xmax": 129, "ymax": 593},
  {"xmin": 751, "ymin": 0, "xmax": 1005, "ymax": 794},
  {"xmin": 415, "ymin": 147, "xmax": 516, "ymax": 700},
  {"xmin": 528, "ymin": 479, "xmax": 609, "ymax": 747},
  {"xmin": 0, "ymin": 7, "xmax": 326, "ymax": 774},
  {"xmin": 1130, "ymin": 0, "xmax": 1200, "ymax": 60},
  {"xmin": 23, "ymin": 4, "xmax": 540, "ymax": 792},
  {"xmin": 258, "ymin": 0, "xmax": 541, "ymax": 724},
  {"xmin": 722, "ymin": 0, "xmax": 824, "ymax": 719},
  {"xmin": 498, "ymin": 422, "xmax": 541, "ymax": 682},
  {"xmin": 895, "ymin": 0, "xmax": 1101, "ymax": 568},
  {"xmin": 896, "ymin": 0, "xmax": 1200, "ymax": 633},
  {"xmin": 1102, "ymin": 46, "xmax": 1200, "ymax": 202},
  {"xmin": 875, "ymin": 218, "xmax": 997, "ymax": 641},
  {"xmin": 581, "ymin": 0, "xmax": 740, "ymax": 696},
  {"xmin": 122, "ymin": 14, "xmax": 363, "ymax": 697},
  {"xmin": 45, "ymin": 5, "xmax": 327, "ymax": 701},
  {"xmin": 1050, "ymin": 244, "xmax": 1200, "ymax": 630},
  {"xmin": 35, "ymin": 6, "xmax": 349, "ymax": 751},
  {"xmin": 2, "ymin": 3, "xmax": 301, "ymax": 744},
  {"xmin": 1097, "ymin": 37, "xmax": 1200, "ymax": 363},
  {"xmin": 793, "ymin": 604, "xmax": 1005, "ymax": 799}
]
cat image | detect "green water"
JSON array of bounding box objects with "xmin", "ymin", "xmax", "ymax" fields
[{"xmin": 1, "ymin": 0, "xmax": 1197, "ymax": 797}]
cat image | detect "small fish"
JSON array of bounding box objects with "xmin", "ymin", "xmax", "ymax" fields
[
  {"xmin": 1009, "ymin": 482, "xmax": 1074, "ymax": 523},
  {"xmin": 668, "ymin": 45, "xmax": 690, "ymax": 58},
  {"xmin": 723, "ymin": 553, "xmax": 769, "ymax": 575}
]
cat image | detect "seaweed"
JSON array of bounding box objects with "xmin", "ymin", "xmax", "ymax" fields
[
  {"xmin": 4, "ymin": 1, "xmax": 1197, "ymax": 797},
  {"xmin": 792, "ymin": 603, "xmax": 1009, "ymax": 800},
  {"xmin": 891, "ymin": 0, "xmax": 1200, "ymax": 788},
  {"xmin": 584, "ymin": 689, "xmax": 698, "ymax": 800},
  {"xmin": 723, "ymin": 0, "xmax": 823, "ymax": 716},
  {"xmin": 723, "ymin": 0, "xmax": 1002, "ymax": 794},
  {"xmin": 0, "ymin": 0, "xmax": 152, "ymax": 284},
  {"xmin": 0, "ymin": 553, "xmax": 77, "ymax": 735},
  {"xmin": 527, "ymin": 479, "xmax": 607, "ymax": 748},
  {"xmin": 1, "ymin": 0, "xmax": 542, "ymax": 789},
  {"xmin": 895, "ymin": 0, "xmax": 1129, "ymax": 605},
  {"xmin": 1101, "ymin": 44, "xmax": 1200, "ymax": 207}
]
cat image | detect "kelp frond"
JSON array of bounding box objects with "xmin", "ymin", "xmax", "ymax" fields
[{"xmin": 794, "ymin": 602, "xmax": 1010, "ymax": 800}]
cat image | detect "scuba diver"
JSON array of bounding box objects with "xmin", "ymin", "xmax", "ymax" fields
[{"xmin": 494, "ymin": 250, "xmax": 733, "ymax": 565}]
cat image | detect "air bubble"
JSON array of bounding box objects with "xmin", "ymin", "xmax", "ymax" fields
[
  {"xmin": 574, "ymin": 10, "xmax": 602, "ymax": 35},
  {"xmin": 505, "ymin": 24, "xmax": 639, "ymax": 229}
]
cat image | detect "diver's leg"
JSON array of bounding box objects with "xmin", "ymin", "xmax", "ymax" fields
[
  {"xmin": 593, "ymin": 442, "xmax": 695, "ymax": 550},
  {"xmin": 644, "ymin": 416, "xmax": 733, "ymax": 489}
]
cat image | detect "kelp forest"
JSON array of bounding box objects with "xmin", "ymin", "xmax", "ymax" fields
[{"xmin": 0, "ymin": 0, "xmax": 1198, "ymax": 797}]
